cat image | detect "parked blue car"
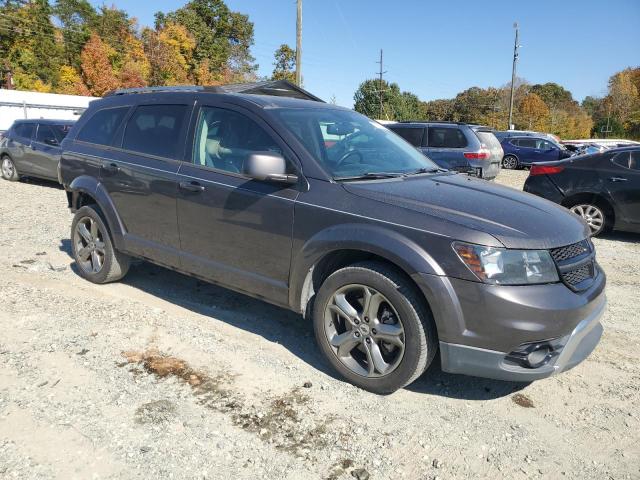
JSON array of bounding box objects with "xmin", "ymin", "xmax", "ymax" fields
[{"xmin": 501, "ymin": 136, "xmax": 572, "ymax": 169}]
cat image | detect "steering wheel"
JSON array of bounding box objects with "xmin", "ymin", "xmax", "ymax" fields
[{"xmin": 335, "ymin": 149, "xmax": 363, "ymax": 167}]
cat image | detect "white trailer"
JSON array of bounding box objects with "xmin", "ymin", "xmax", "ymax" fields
[{"xmin": 0, "ymin": 89, "xmax": 95, "ymax": 132}]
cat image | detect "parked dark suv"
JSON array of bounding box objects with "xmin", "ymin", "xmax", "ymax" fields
[
  {"xmin": 58, "ymin": 87, "xmax": 606, "ymax": 393},
  {"xmin": 387, "ymin": 121, "xmax": 503, "ymax": 180},
  {"xmin": 0, "ymin": 119, "xmax": 74, "ymax": 182}
]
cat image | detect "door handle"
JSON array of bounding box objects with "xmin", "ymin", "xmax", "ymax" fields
[
  {"xmin": 101, "ymin": 162, "xmax": 120, "ymax": 173},
  {"xmin": 609, "ymin": 177, "xmax": 628, "ymax": 182},
  {"xmin": 179, "ymin": 181, "xmax": 205, "ymax": 192}
]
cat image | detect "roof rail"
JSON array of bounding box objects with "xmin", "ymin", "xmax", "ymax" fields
[
  {"xmin": 105, "ymin": 85, "xmax": 205, "ymax": 96},
  {"xmin": 397, "ymin": 120, "xmax": 465, "ymax": 125}
]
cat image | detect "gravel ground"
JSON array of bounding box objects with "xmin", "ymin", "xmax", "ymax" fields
[{"xmin": 0, "ymin": 170, "xmax": 639, "ymax": 480}]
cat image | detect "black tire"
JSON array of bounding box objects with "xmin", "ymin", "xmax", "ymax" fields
[
  {"xmin": 502, "ymin": 155, "xmax": 518, "ymax": 170},
  {"xmin": 313, "ymin": 261, "xmax": 438, "ymax": 394},
  {"xmin": 1, "ymin": 155, "xmax": 19, "ymax": 181},
  {"xmin": 71, "ymin": 205, "xmax": 130, "ymax": 283}
]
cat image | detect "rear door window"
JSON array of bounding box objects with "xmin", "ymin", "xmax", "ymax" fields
[
  {"xmin": 630, "ymin": 150, "xmax": 640, "ymax": 170},
  {"xmin": 518, "ymin": 138, "xmax": 537, "ymax": 149},
  {"xmin": 77, "ymin": 107, "xmax": 129, "ymax": 146},
  {"xmin": 389, "ymin": 127, "xmax": 424, "ymax": 147},
  {"xmin": 612, "ymin": 151, "xmax": 632, "ymax": 169},
  {"xmin": 428, "ymin": 127, "xmax": 467, "ymax": 148},
  {"xmin": 122, "ymin": 104, "xmax": 189, "ymax": 159},
  {"xmin": 14, "ymin": 123, "xmax": 35, "ymax": 140}
]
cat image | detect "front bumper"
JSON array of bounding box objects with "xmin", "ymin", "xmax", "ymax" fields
[
  {"xmin": 439, "ymin": 296, "xmax": 605, "ymax": 381},
  {"xmin": 412, "ymin": 268, "xmax": 606, "ymax": 382}
]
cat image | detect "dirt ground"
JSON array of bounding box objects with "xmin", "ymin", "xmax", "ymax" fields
[{"xmin": 0, "ymin": 170, "xmax": 638, "ymax": 480}]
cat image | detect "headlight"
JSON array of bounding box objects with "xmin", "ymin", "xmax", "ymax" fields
[{"xmin": 453, "ymin": 242, "xmax": 559, "ymax": 285}]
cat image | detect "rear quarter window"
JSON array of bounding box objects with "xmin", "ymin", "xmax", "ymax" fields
[
  {"xmin": 389, "ymin": 126, "xmax": 424, "ymax": 147},
  {"xmin": 428, "ymin": 127, "xmax": 468, "ymax": 148},
  {"xmin": 76, "ymin": 106, "xmax": 130, "ymax": 146}
]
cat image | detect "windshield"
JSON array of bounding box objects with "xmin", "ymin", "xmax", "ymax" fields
[{"xmin": 272, "ymin": 108, "xmax": 439, "ymax": 179}]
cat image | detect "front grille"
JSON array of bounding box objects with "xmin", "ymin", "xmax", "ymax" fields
[
  {"xmin": 550, "ymin": 240, "xmax": 590, "ymax": 262},
  {"xmin": 549, "ymin": 240, "xmax": 596, "ymax": 291}
]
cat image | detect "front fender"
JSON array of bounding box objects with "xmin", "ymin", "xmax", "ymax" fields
[
  {"xmin": 289, "ymin": 223, "xmax": 445, "ymax": 311},
  {"xmin": 69, "ymin": 176, "xmax": 125, "ymax": 249}
]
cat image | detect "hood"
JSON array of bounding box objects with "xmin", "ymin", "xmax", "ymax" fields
[{"xmin": 342, "ymin": 173, "xmax": 589, "ymax": 249}]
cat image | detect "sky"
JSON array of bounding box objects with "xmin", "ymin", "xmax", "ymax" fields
[{"xmin": 90, "ymin": 0, "xmax": 640, "ymax": 108}]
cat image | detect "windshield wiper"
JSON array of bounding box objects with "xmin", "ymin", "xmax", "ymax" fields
[
  {"xmin": 402, "ymin": 167, "xmax": 443, "ymax": 176},
  {"xmin": 334, "ymin": 172, "xmax": 407, "ymax": 181}
]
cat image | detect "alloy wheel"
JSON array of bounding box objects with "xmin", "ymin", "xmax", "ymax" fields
[
  {"xmin": 73, "ymin": 216, "xmax": 106, "ymax": 273},
  {"xmin": 502, "ymin": 156, "xmax": 518, "ymax": 169},
  {"xmin": 1, "ymin": 157, "xmax": 14, "ymax": 178},
  {"xmin": 570, "ymin": 204, "xmax": 604, "ymax": 235},
  {"xmin": 324, "ymin": 284, "xmax": 405, "ymax": 378}
]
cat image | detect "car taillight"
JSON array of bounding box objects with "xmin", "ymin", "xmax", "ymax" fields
[
  {"xmin": 530, "ymin": 165, "xmax": 565, "ymax": 176},
  {"xmin": 464, "ymin": 150, "xmax": 490, "ymax": 159}
]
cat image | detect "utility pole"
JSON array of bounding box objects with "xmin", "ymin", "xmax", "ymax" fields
[
  {"xmin": 507, "ymin": 22, "xmax": 520, "ymax": 130},
  {"xmin": 295, "ymin": 0, "xmax": 302, "ymax": 86},
  {"xmin": 376, "ymin": 49, "xmax": 387, "ymax": 119}
]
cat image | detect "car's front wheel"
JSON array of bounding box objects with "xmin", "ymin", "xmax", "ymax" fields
[
  {"xmin": 502, "ymin": 155, "xmax": 518, "ymax": 169},
  {"xmin": 1, "ymin": 155, "xmax": 19, "ymax": 181},
  {"xmin": 71, "ymin": 205, "xmax": 130, "ymax": 283},
  {"xmin": 313, "ymin": 261, "xmax": 437, "ymax": 394},
  {"xmin": 569, "ymin": 202, "xmax": 610, "ymax": 236}
]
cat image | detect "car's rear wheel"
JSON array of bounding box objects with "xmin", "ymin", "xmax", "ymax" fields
[
  {"xmin": 502, "ymin": 155, "xmax": 518, "ymax": 170},
  {"xmin": 71, "ymin": 205, "xmax": 130, "ymax": 283},
  {"xmin": 1, "ymin": 155, "xmax": 19, "ymax": 181},
  {"xmin": 569, "ymin": 202, "xmax": 610, "ymax": 236},
  {"xmin": 313, "ymin": 261, "xmax": 437, "ymax": 394}
]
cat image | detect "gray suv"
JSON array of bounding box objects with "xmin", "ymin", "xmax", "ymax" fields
[
  {"xmin": 387, "ymin": 121, "xmax": 503, "ymax": 180},
  {"xmin": 1, "ymin": 119, "xmax": 74, "ymax": 182},
  {"xmin": 58, "ymin": 87, "xmax": 605, "ymax": 393}
]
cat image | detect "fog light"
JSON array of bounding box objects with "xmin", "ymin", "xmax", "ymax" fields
[
  {"xmin": 506, "ymin": 340, "xmax": 561, "ymax": 369},
  {"xmin": 526, "ymin": 345, "xmax": 553, "ymax": 368}
]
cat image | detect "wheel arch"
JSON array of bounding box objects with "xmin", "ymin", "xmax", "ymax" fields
[
  {"xmin": 290, "ymin": 224, "xmax": 444, "ymax": 318},
  {"xmin": 561, "ymin": 191, "xmax": 616, "ymax": 225},
  {"xmin": 68, "ymin": 175, "xmax": 126, "ymax": 249}
]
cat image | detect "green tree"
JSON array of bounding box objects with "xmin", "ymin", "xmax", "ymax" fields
[
  {"xmin": 354, "ymin": 79, "xmax": 423, "ymax": 120},
  {"xmin": 53, "ymin": 0, "xmax": 96, "ymax": 69},
  {"xmin": 271, "ymin": 44, "xmax": 296, "ymax": 83},
  {"xmin": 529, "ymin": 82, "xmax": 577, "ymax": 110},
  {"xmin": 162, "ymin": 0, "xmax": 256, "ymax": 83}
]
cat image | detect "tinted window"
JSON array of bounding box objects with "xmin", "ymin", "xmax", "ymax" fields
[
  {"xmin": 389, "ymin": 127, "xmax": 424, "ymax": 147},
  {"xmin": 14, "ymin": 123, "xmax": 35, "ymax": 140},
  {"xmin": 428, "ymin": 127, "xmax": 467, "ymax": 148},
  {"xmin": 77, "ymin": 107, "xmax": 129, "ymax": 146},
  {"xmin": 36, "ymin": 125, "xmax": 60, "ymax": 145},
  {"xmin": 612, "ymin": 151, "xmax": 636, "ymax": 170},
  {"xmin": 518, "ymin": 138, "xmax": 537, "ymax": 148},
  {"xmin": 193, "ymin": 106, "xmax": 284, "ymax": 174},
  {"xmin": 122, "ymin": 104, "xmax": 188, "ymax": 159},
  {"xmin": 631, "ymin": 151, "xmax": 640, "ymax": 170}
]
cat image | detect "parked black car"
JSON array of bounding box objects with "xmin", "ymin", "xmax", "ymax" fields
[
  {"xmin": 386, "ymin": 121, "xmax": 503, "ymax": 180},
  {"xmin": 58, "ymin": 87, "xmax": 605, "ymax": 393},
  {"xmin": 524, "ymin": 147, "xmax": 640, "ymax": 236},
  {"xmin": 0, "ymin": 119, "xmax": 74, "ymax": 182}
]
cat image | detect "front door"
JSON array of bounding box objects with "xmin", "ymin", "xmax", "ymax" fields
[
  {"xmin": 31, "ymin": 124, "xmax": 62, "ymax": 179},
  {"xmin": 99, "ymin": 103, "xmax": 191, "ymax": 267},
  {"xmin": 176, "ymin": 103, "xmax": 299, "ymax": 305},
  {"xmin": 604, "ymin": 150, "xmax": 640, "ymax": 229}
]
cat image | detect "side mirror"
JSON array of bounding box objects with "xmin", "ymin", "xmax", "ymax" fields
[
  {"xmin": 245, "ymin": 152, "xmax": 298, "ymax": 184},
  {"xmin": 44, "ymin": 138, "xmax": 59, "ymax": 146}
]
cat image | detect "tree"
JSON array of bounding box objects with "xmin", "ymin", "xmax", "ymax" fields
[
  {"xmin": 58, "ymin": 64, "xmax": 89, "ymax": 95},
  {"xmin": 421, "ymin": 99, "xmax": 455, "ymax": 121},
  {"xmin": 145, "ymin": 22, "xmax": 195, "ymax": 85},
  {"xmin": 517, "ymin": 93, "xmax": 550, "ymax": 131},
  {"xmin": 529, "ymin": 82, "xmax": 577, "ymax": 110},
  {"xmin": 608, "ymin": 69, "xmax": 639, "ymax": 126},
  {"xmin": 162, "ymin": 0, "xmax": 256, "ymax": 83},
  {"xmin": 53, "ymin": 0, "xmax": 96, "ymax": 69},
  {"xmin": 80, "ymin": 33, "xmax": 118, "ymax": 95},
  {"xmin": 271, "ymin": 44, "xmax": 296, "ymax": 83}
]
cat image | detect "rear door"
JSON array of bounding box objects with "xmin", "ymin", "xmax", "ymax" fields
[
  {"xmin": 424, "ymin": 125, "xmax": 468, "ymax": 170},
  {"xmin": 388, "ymin": 126, "xmax": 426, "ymax": 152},
  {"xmin": 31, "ymin": 124, "xmax": 62, "ymax": 179},
  {"xmin": 8, "ymin": 123, "xmax": 36, "ymax": 173},
  {"xmin": 516, "ymin": 138, "xmax": 539, "ymax": 164},
  {"xmin": 604, "ymin": 150, "xmax": 640, "ymax": 229},
  {"xmin": 98, "ymin": 102, "xmax": 191, "ymax": 267}
]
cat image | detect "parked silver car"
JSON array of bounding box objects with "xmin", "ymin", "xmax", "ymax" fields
[{"xmin": 0, "ymin": 119, "xmax": 74, "ymax": 182}]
